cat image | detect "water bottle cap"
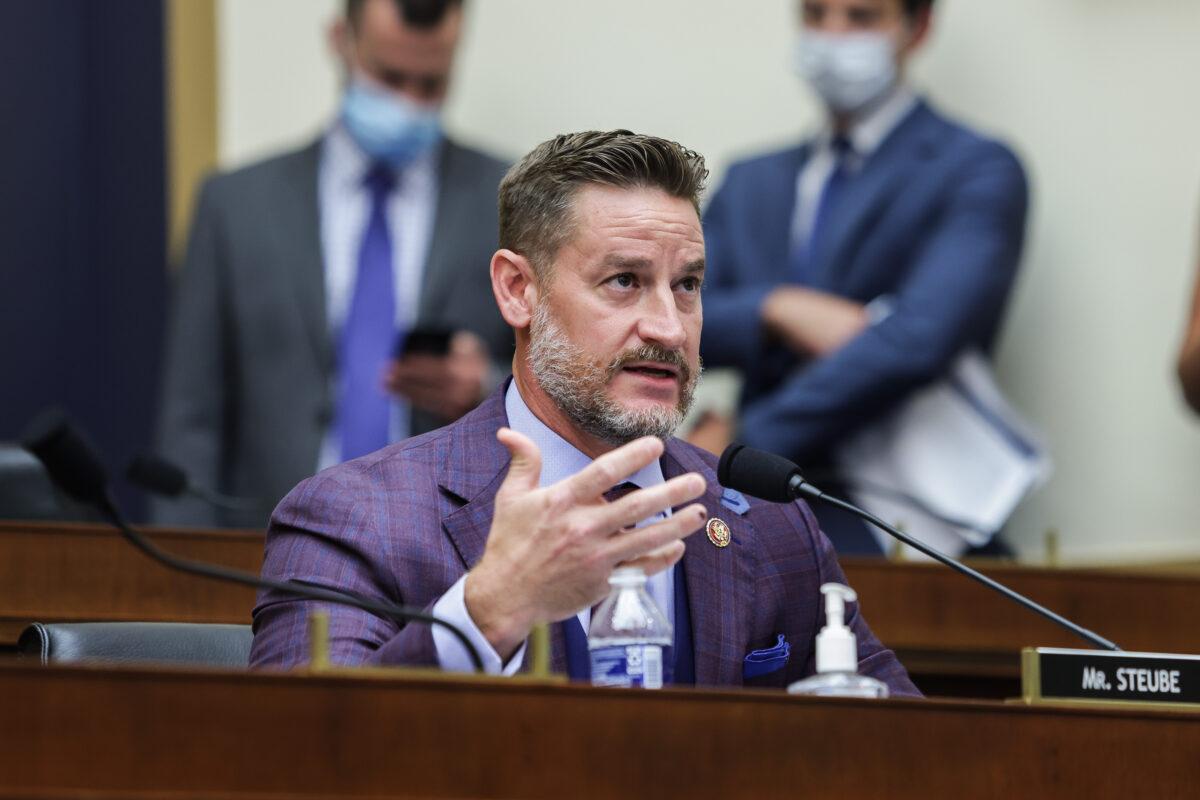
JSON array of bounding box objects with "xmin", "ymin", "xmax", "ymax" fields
[{"xmin": 608, "ymin": 566, "xmax": 647, "ymax": 587}]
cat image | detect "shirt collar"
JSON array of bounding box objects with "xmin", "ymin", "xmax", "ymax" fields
[
  {"xmin": 504, "ymin": 380, "xmax": 666, "ymax": 491},
  {"xmin": 321, "ymin": 123, "xmax": 439, "ymax": 192},
  {"xmin": 818, "ymin": 83, "xmax": 918, "ymax": 161}
]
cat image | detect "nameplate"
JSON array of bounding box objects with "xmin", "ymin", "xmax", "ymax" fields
[{"xmin": 1022, "ymin": 647, "xmax": 1200, "ymax": 710}]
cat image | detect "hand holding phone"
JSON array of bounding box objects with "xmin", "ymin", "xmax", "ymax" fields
[
  {"xmin": 393, "ymin": 326, "xmax": 454, "ymax": 359},
  {"xmin": 385, "ymin": 328, "xmax": 490, "ymax": 422}
]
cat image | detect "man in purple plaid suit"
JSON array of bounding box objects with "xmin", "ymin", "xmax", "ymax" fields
[{"xmin": 249, "ymin": 130, "xmax": 919, "ymax": 695}]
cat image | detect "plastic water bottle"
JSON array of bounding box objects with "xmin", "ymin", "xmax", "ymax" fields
[
  {"xmin": 788, "ymin": 582, "xmax": 889, "ymax": 699},
  {"xmin": 588, "ymin": 566, "xmax": 673, "ymax": 689}
]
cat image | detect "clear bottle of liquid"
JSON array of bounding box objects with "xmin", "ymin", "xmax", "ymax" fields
[
  {"xmin": 788, "ymin": 582, "xmax": 889, "ymax": 699},
  {"xmin": 588, "ymin": 566, "xmax": 673, "ymax": 689}
]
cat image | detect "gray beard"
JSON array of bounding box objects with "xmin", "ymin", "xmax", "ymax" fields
[{"xmin": 526, "ymin": 302, "xmax": 700, "ymax": 446}]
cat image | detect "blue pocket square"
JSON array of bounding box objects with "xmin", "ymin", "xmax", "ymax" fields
[{"xmin": 742, "ymin": 634, "xmax": 791, "ymax": 679}]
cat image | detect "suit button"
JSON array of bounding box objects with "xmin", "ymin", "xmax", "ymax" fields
[{"xmin": 316, "ymin": 405, "xmax": 333, "ymax": 426}]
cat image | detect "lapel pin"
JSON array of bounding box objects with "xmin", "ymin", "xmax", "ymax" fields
[{"xmin": 706, "ymin": 517, "xmax": 731, "ymax": 548}]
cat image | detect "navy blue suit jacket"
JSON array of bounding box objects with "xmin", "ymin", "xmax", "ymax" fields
[{"xmin": 701, "ymin": 100, "xmax": 1028, "ymax": 552}]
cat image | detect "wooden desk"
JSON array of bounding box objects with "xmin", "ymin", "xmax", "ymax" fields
[
  {"xmin": 839, "ymin": 557, "xmax": 1200, "ymax": 697},
  {"xmin": 2, "ymin": 662, "xmax": 1197, "ymax": 798},
  {"xmin": 4, "ymin": 520, "xmax": 1196, "ymax": 698},
  {"xmin": 0, "ymin": 520, "xmax": 262, "ymax": 644}
]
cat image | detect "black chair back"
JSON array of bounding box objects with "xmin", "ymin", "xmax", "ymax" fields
[{"xmin": 18, "ymin": 622, "xmax": 253, "ymax": 667}]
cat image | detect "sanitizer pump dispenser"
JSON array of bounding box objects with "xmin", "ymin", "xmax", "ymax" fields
[{"xmin": 787, "ymin": 582, "xmax": 889, "ymax": 699}]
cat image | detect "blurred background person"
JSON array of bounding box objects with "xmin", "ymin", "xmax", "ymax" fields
[
  {"xmin": 697, "ymin": 0, "xmax": 1029, "ymax": 553},
  {"xmin": 3, "ymin": 0, "xmax": 1197, "ymax": 562},
  {"xmin": 154, "ymin": 0, "xmax": 511, "ymax": 527}
]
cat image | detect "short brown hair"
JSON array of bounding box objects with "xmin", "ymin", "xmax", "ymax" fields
[
  {"xmin": 498, "ymin": 130, "xmax": 709, "ymax": 279},
  {"xmin": 346, "ymin": 0, "xmax": 462, "ymax": 29},
  {"xmin": 903, "ymin": 0, "xmax": 935, "ymax": 17}
]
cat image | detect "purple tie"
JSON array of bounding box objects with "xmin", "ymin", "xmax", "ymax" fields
[{"xmin": 337, "ymin": 163, "xmax": 396, "ymax": 462}]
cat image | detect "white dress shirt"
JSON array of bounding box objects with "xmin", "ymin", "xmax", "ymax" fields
[
  {"xmin": 791, "ymin": 84, "xmax": 919, "ymax": 253},
  {"xmin": 316, "ymin": 125, "xmax": 440, "ymax": 471},
  {"xmin": 432, "ymin": 380, "xmax": 677, "ymax": 674}
]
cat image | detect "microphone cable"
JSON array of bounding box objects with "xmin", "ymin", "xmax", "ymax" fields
[{"xmin": 22, "ymin": 410, "xmax": 485, "ymax": 672}]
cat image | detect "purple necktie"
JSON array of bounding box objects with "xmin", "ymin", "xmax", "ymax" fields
[{"xmin": 337, "ymin": 163, "xmax": 396, "ymax": 462}]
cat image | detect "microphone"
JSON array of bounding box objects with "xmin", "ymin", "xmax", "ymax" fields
[
  {"xmin": 20, "ymin": 409, "xmax": 484, "ymax": 671},
  {"xmin": 718, "ymin": 443, "xmax": 1120, "ymax": 652},
  {"xmin": 127, "ymin": 453, "xmax": 263, "ymax": 513}
]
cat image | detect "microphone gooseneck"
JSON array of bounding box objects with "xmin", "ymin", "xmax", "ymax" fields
[
  {"xmin": 719, "ymin": 443, "xmax": 1121, "ymax": 652},
  {"xmin": 22, "ymin": 410, "xmax": 484, "ymax": 672}
]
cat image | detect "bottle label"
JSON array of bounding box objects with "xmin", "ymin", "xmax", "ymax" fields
[{"xmin": 590, "ymin": 644, "xmax": 665, "ymax": 689}]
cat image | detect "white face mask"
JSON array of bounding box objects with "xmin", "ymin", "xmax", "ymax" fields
[{"xmin": 793, "ymin": 29, "xmax": 899, "ymax": 114}]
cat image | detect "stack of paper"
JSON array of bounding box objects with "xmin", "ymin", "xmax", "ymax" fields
[{"xmin": 835, "ymin": 350, "xmax": 1051, "ymax": 557}]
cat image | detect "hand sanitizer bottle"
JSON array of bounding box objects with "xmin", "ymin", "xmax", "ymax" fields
[
  {"xmin": 788, "ymin": 582, "xmax": 889, "ymax": 699},
  {"xmin": 588, "ymin": 567, "xmax": 673, "ymax": 689}
]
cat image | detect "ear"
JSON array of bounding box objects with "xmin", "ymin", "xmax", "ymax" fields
[
  {"xmin": 904, "ymin": 6, "xmax": 933, "ymax": 53},
  {"xmin": 328, "ymin": 17, "xmax": 351, "ymax": 65},
  {"xmin": 491, "ymin": 249, "xmax": 541, "ymax": 330}
]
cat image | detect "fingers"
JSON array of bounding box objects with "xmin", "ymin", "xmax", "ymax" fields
[
  {"xmin": 400, "ymin": 388, "xmax": 451, "ymax": 416},
  {"xmin": 619, "ymin": 539, "xmax": 685, "ymax": 578},
  {"xmin": 561, "ymin": 436, "xmax": 664, "ymax": 503},
  {"xmin": 387, "ymin": 376, "xmax": 448, "ymax": 414},
  {"xmin": 592, "ymin": 472, "xmax": 706, "ymax": 532},
  {"xmin": 389, "ymin": 356, "xmax": 449, "ymax": 387},
  {"xmin": 605, "ymin": 503, "xmax": 707, "ymax": 564},
  {"xmin": 450, "ymin": 330, "xmax": 487, "ymax": 357},
  {"xmin": 496, "ymin": 427, "xmax": 542, "ymax": 494}
]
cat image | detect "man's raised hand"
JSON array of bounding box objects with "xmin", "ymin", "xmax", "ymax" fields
[{"xmin": 463, "ymin": 428, "xmax": 708, "ymax": 660}]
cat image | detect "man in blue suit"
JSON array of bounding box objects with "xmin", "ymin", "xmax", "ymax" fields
[{"xmin": 700, "ymin": 0, "xmax": 1029, "ymax": 553}]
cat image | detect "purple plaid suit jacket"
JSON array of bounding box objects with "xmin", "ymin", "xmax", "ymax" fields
[{"xmin": 249, "ymin": 385, "xmax": 919, "ymax": 695}]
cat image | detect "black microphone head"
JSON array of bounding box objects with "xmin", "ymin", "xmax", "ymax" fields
[
  {"xmin": 126, "ymin": 453, "xmax": 189, "ymax": 497},
  {"xmin": 717, "ymin": 443, "xmax": 801, "ymax": 504},
  {"xmin": 20, "ymin": 409, "xmax": 113, "ymax": 510}
]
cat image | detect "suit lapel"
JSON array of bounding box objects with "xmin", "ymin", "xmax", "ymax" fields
[
  {"xmin": 663, "ymin": 441, "xmax": 755, "ymax": 686},
  {"xmin": 436, "ymin": 397, "xmax": 757, "ymax": 679},
  {"xmin": 416, "ymin": 140, "xmax": 462, "ymax": 323},
  {"xmin": 438, "ymin": 386, "xmax": 510, "ymax": 570},
  {"xmin": 764, "ymin": 145, "xmax": 810, "ymax": 284},
  {"xmin": 436, "ymin": 386, "xmax": 575, "ymax": 673},
  {"xmin": 271, "ymin": 140, "xmax": 331, "ymax": 376},
  {"xmin": 810, "ymin": 102, "xmax": 940, "ymax": 290}
]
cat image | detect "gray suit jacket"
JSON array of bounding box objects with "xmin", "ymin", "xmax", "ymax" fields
[{"xmin": 154, "ymin": 137, "xmax": 511, "ymax": 528}]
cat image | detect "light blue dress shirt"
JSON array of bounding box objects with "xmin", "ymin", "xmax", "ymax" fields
[
  {"xmin": 316, "ymin": 125, "xmax": 440, "ymax": 471},
  {"xmin": 431, "ymin": 380, "xmax": 677, "ymax": 674},
  {"xmin": 791, "ymin": 84, "xmax": 918, "ymax": 250}
]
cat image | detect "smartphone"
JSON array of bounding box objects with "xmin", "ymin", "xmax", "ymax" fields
[{"xmin": 393, "ymin": 326, "xmax": 454, "ymax": 358}]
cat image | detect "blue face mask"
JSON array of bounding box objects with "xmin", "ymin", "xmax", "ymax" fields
[{"xmin": 340, "ymin": 78, "xmax": 442, "ymax": 167}]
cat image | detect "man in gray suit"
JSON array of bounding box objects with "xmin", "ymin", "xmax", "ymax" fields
[{"xmin": 155, "ymin": 0, "xmax": 510, "ymax": 528}]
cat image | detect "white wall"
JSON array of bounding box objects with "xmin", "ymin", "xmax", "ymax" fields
[
  {"xmin": 216, "ymin": 0, "xmax": 1200, "ymax": 563},
  {"xmin": 908, "ymin": 0, "xmax": 1200, "ymax": 563},
  {"xmin": 217, "ymin": 0, "xmax": 815, "ymax": 176}
]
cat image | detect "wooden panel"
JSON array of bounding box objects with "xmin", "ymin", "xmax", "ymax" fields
[
  {"xmin": 1, "ymin": 662, "xmax": 1197, "ymax": 799},
  {"xmin": 5, "ymin": 520, "xmax": 1197, "ymax": 698},
  {"xmin": 0, "ymin": 520, "xmax": 262, "ymax": 643},
  {"xmin": 165, "ymin": 0, "xmax": 217, "ymax": 260},
  {"xmin": 842, "ymin": 557, "xmax": 1198, "ymax": 653}
]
